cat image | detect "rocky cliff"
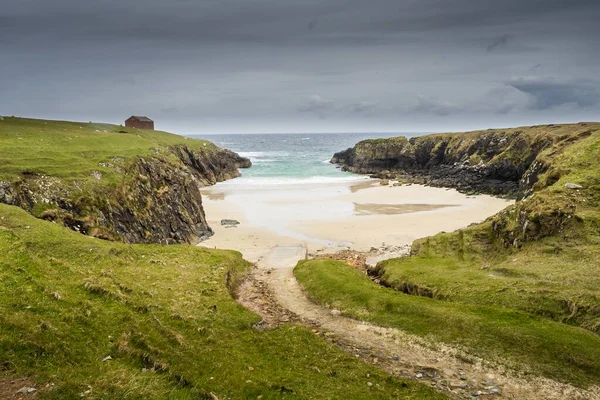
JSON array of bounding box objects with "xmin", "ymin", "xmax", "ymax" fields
[
  {"xmin": 332, "ymin": 123, "xmax": 598, "ymax": 199},
  {"xmin": 0, "ymin": 145, "xmax": 250, "ymax": 244}
]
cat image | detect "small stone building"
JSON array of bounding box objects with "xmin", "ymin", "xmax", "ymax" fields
[{"xmin": 125, "ymin": 116, "xmax": 154, "ymax": 130}]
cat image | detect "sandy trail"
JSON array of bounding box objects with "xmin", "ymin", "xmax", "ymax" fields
[{"xmin": 236, "ymin": 245, "xmax": 600, "ymax": 400}]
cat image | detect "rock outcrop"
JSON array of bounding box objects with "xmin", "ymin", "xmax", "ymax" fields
[
  {"xmin": 1, "ymin": 145, "xmax": 250, "ymax": 244},
  {"xmin": 331, "ymin": 124, "xmax": 596, "ymax": 199}
]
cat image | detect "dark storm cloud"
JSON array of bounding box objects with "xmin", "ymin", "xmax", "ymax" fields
[
  {"xmin": 1, "ymin": 0, "xmax": 600, "ymax": 133},
  {"xmin": 507, "ymin": 78, "xmax": 600, "ymax": 110},
  {"xmin": 486, "ymin": 35, "xmax": 511, "ymax": 53},
  {"xmin": 3, "ymin": 0, "xmax": 599, "ymax": 45}
]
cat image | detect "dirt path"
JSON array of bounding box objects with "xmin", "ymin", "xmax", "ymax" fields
[{"xmin": 236, "ymin": 245, "xmax": 600, "ymax": 400}]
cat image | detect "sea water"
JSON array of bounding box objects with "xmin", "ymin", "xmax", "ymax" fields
[{"xmin": 189, "ymin": 132, "xmax": 416, "ymax": 184}]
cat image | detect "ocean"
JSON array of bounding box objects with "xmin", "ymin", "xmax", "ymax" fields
[{"xmin": 189, "ymin": 132, "xmax": 419, "ymax": 184}]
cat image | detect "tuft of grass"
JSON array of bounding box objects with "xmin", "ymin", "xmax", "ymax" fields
[
  {"xmin": 295, "ymin": 259, "xmax": 600, "ymax": 388},
  {"xmin": 0, "ymin": 203, "xmax": 444, "ymax": 399}
]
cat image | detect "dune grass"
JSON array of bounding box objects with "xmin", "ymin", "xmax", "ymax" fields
[
  {"xmin": 0, "ymin": 116, "xmax": 215, "ymax": 184},
  {"xmin": 0, "ymin": 204, "xmax": 444, "ymax": 399},
  {"xmin": 295, "ymin": 259, "xmax": 600, "ymax": 388}
]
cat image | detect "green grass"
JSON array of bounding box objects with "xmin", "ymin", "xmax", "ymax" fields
[
  {"xmin": 0, "ymin": 204, "xmax": 444, "ymax": 399},
  {"xmin": 376, "ymin": 231, "xmax": 600, "ymax": 332},
  {"xmin": 0, "ymin": 116, "xmax": 216, "ymax": 184},
  {"xmin": 295, "ymin": 259, "xmax": 600, "ymax": 388}
]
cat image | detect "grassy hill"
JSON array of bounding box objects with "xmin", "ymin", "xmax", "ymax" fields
[
  {"xmin": 0, "ymin": 117, "xmax": 215, "ymax": 183},
  {"xmin": 297, "ymin": 123, "xmax": 600, "ymax": 390}
]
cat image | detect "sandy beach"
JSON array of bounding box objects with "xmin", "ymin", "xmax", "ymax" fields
[{"xmin": 198, "ymin": 178, "xmax": 513, "ymax": 262}]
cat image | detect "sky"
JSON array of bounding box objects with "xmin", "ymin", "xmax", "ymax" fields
[{"xmin": 1, "ymin": 0, "xmax": 599, "ymax": 134}]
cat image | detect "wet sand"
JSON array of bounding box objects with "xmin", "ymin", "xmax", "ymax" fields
[
  {"xmin": 353, "ymin": 203, "xmax": 456, "ymax": 216},
  {"xmin": 198, "ymin": 178, "xmax": 513, "ymax": 261}
]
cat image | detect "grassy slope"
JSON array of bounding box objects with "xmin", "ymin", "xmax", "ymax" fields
[
  {"xmin": 0, "ymin": 117, "xmax": 216, "ymax": 184},
  {"xmin": 295, "ymin": 259, "xmax": 600, "ymax": 388},
  {"xmin": 0, "ymin": 205, "xmax": 443, "ymax": 398},
  {"xmin": 295, "ymin": 126, "xmax": 600, "ymax": 389}
]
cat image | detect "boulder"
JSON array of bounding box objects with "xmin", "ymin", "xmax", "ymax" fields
[{"xmin": 0, "ymin": 181, "xmax": 14, "ymax": 204}]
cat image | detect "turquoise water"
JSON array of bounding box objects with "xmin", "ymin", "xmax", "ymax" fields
[{"xmin": 190, "ymin": 132, "xmax": 415, "ymax": 184}]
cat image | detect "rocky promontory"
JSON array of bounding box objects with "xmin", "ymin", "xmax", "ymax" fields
[
  {"xmin": 332, "ymin": 123, "xmax": 598, "ymax": 198},
  {"xmin": 0, "ymin": 117, "xmax": 251, "ymax": 244}
]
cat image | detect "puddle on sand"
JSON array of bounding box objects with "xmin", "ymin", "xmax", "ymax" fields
[
  {"xmin": 204, "ymin": 191, "xmax": 226, "ymax": 201},
  {"xmin": 349, "ymin": 179, "xmax": 379, "ymax": 193}
]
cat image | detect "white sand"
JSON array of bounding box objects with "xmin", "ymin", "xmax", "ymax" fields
[{"xmin": 198, "ymin": 178, "xmax": 513, "ymax": 262}]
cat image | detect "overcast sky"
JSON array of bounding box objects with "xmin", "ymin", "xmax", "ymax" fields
[{"xmin": 1, "ymin": 0, "xmax": 599, "ymax": 134}]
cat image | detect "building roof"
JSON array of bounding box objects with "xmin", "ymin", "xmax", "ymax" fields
[{"xmin": 128, "ymin": 116, "xmax": 153, "ymax": 122}]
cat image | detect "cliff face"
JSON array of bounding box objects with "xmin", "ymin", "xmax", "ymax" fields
[
  {"xmin": 0, "ymin": 145, "xmax": 250, "ymax": 244},
  {"xmin": 332, "ymin": 123, "xmax": 597, "ymax": 198}
]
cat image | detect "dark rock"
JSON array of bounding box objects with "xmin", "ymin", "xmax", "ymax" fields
[
  {"xmin": 221, "ymin": 219, "xmax": 241, "ymax": 226},
  {"xmin": 0, "ymin": 181, "xmax": 15, "ymax": 204}
]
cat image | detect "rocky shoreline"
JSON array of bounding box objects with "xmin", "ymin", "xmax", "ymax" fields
[{"xmin": 331, "ymin": 123, "xmax": 594, "ymax": 199}]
